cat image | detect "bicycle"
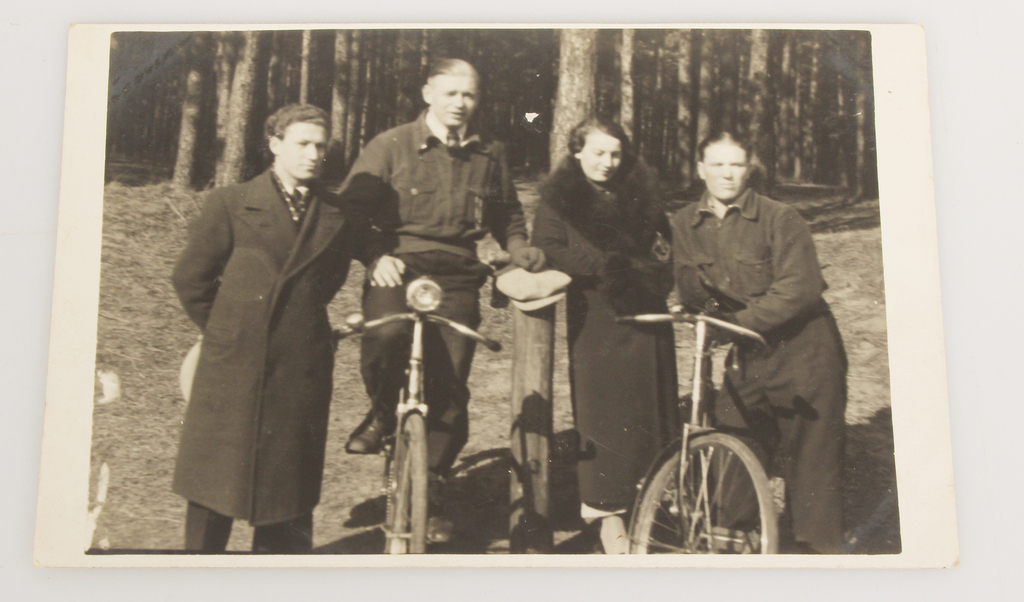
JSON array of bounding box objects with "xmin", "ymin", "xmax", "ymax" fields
[
  {"xmin": 617, "ymin": 307, "xmax": 779, "ymax": 554},
  {"xmin": 334, "ymin": 276, "xmax": 503, "ymax": 554}
]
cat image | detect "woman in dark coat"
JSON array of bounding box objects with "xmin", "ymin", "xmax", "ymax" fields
[{"xmin": 531, "ymin": 118, "xmax": 678, "ymax": 553}]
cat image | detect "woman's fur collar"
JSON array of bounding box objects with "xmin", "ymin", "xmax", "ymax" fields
[{"xmin": 540, "ymin": 156, "xmax": 664, "ymax": 253}]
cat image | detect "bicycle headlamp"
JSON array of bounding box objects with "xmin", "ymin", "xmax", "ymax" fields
[{"xmin": 406, "ymin": 277, "xmax": 443, "ymax": 313}]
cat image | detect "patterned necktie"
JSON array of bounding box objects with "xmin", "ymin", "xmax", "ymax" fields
[
  {"xmin": 285, "ymin": 187, "xmax": 308, "ymax": 223},
  {"xmin": 446, "ymin": 130, "xmax": 460, "ymax": 149}
]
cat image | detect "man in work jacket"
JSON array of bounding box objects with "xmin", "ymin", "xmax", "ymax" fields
[
  {"xmin": 338, "ymin": 58, "xmax": 545, "ymax": 543},
  {"xmin": 172, "ymin": 104, "xmax": 373, "ymax": 553},
  {"xmin": 671, "ymin": 130, "xmax": 848, "ymax": 554}
]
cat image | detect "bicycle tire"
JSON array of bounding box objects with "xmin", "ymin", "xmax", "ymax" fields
[
  {"xmin": 385, "ymin": 412, "xmax": 429, "ymax": 554},
  {"xmin": 629, "ymin": 432, "xmax": 778, "ymax": 554}
]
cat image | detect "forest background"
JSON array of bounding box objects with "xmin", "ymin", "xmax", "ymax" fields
[{"xmin": 106, "ymin": 28, "xmax": 877, "ymax": 202}]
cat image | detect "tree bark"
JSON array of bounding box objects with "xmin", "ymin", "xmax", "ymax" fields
[
  {"xmin": 213, "ymin": 32, "xmax": 237, "ymax": 178},
  {"xmin": 775, "ymin": 32, "xmax": 794, "ymax": 180},
  {"xmin": 550, "ymin": 29, "xmax": 598, "ymax": 169},
  {"xmin": 328, "ymin": 29, "xmax": 351, "ymax": 177},
  {"xmin": 675, "ymin": 30, "xmax": 696, "ymax": 186},
  {"xmin": 420, "ymin": 29, "xmax": 430, "ymax": 81},
  {"xmin": 266, "ymin": 31, "xmax": 281, "ymax": 114},
  {"xmin": 798, "ymin": 37, "xmax": 820, "ymax": 183},
  {"xmin": 216, "ymin": 30, "xmax": 259, "ymax": 187},
  {"xmin": 854, "ymin": 32, "xmax": 872, "ymax": 198},
  {"xmin": 344, "ymin": 30, "xmax": 363, "ymax": 165},
  {"xmin": 359, "ymin": 32, "xmax": 374, "ymax": 149},
  {"xmin": 746, "ymin": 29, "xmax": 775, "ymax": 192},
  {"xmin": 299, "ymin": 30, "xmax": 311, "ymax": 104},
  {"xmin": 172, "ymin": 34, "xmax": 207, "ymax": 189},
  {"xmin": 619, "ymin": 29, "xmax": 635, "ymax": 138},
  {"xmin": 696, "ymin": 31, "xmax": 715, "ymax": 146}
]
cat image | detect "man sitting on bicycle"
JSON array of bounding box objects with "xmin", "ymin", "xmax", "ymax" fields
[
  {"xmin": 337, "ymin": 58, "xmax": 545, "ymax": 543},
  {"xmin": 670, "ymin": 130, "xmax": 848, "ymax": 554}
]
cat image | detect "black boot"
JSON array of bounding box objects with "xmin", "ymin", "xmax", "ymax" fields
[
  {"xmin": 426, "ymin": 473, "xmax": 454, "ymax": 544},
  {"xmin": 345, "ymin": 409, "xmax": 392, "ymax": 455}
]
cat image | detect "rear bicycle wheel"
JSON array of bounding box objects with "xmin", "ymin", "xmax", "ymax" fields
[
  {"xmin": 629, "ymin": 432, "xmax": 778, "ymax": 554},
  {"xmin": 385, "ymin": 412, "xmax": 429, "ymax": 554}
]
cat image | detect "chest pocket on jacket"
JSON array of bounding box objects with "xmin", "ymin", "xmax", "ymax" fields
[
  {"xmin": 393, "ymin": 159, "xmax": 440, "ymax": 225},
  {"xmin": 465, "ymin": 185, "xmax": 486, "ymax": 227},
  {"xmin": 732, "ymin": 253, "xmax": 773, "ymax": 297}
]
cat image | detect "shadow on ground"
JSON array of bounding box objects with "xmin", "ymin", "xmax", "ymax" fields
[
  {"xmin": 315, "ymin": 430, "xmax": 594, "ymax": 555},
  {"xmin": 843, "ymin": 406, "xmax": 901, "ymax": 554}
]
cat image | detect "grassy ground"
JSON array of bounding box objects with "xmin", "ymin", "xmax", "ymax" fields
[{"xmin": 87, "ymin": 178, "xmax": 898, "ymax": 554}]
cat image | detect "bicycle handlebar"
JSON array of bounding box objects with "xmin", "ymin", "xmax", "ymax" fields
[
  {"xmin": 617, "ymin": 312, "xmax": 767, "ymax": 347},
  {"xmin": 332, "ymin": 312, "xmax": 503, "ymax": 352},
  {"xmin": 425, "ymin": 314, "xmax": 503, "ymax": 352}
]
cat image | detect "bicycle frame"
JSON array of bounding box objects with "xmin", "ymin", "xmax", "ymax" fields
[
  {"xmin": 620, "ymin": 309, "xmax": 768, "ymax": 548},
  {"xmin": 335, "ymin": 278, "xmax": 503, "ymax": 552}
]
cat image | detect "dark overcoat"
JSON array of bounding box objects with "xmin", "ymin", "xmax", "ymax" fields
[
  {"xmin": 171, "ymin": 170, "xmax": 367, "ymax": 525},
  {"xmin": 531, "ymin": 158, "xmax": 679, "ymax": 509}
]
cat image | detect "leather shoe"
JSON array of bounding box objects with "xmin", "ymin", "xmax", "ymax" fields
[
  {"xmin": 426, "ymin": 475, "xmax": 454, "ymax": 543},
  {"xmin": 345, "ymin": 410, "xmax": 391, "ymax": 455},
  {"xmin": 426, "ymin": 516, "xmax": 454, "ymax": 544}
]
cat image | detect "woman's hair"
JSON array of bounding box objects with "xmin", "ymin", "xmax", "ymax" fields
[
  {"xmin": 567, "ymin": 117, "xmax": 635, "ymax": 172},
  {"xmin": 696, "ymin": 129, "xmax": 753, "ymax": 162}
]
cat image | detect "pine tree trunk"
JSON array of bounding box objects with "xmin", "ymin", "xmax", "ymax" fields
[
  {"xmin": 676, "ymin": 30, "xmax": 696, "ymax": 187},
  {"xmin": 214, "ymin": 32, "xmax": 236, "ymax": 178},
  {"xmin": 359, "ymin": 32, "xmax": 374, "ymax": 149},
  {"xmin": 266, "ymin": 31, "xmax": 281, "ymax": 113},
  {"xmin": 799, "ymin": 38, "xmax": 820, "ymax": 183},
  {"xmin": 216, "ymin": 30, "xmax": 259, "ymax": 187},
  {"xmin": 328, "ymin": 29, "xmax": 351, "ymax": 177},
  {"xmin": 299, "ymin": 30, "xmax": 311, "ymax": 104},
  {"xmin": 172, "ymin": 34, "xmax": 207, "ymax": 189},
  {"xmin": 394, "ymin": 30, "xmax": 414, "ymax": 124},
  {"xmin": 792, "ymin": 35, "xmax": 805, "ymax": 181},
  {"xmin": 420, "ymin": 29, "xmax": 430, "ymax": 81},
  {"xmin": 696, "ymin": 31, "xmax": 715, "ymax": 146},
  {"xmin": 775, "ymin": 32, "xmax": 793, "ymax": 181},
  {"xmin": 550, "ymin": 29, "xmax": 598, "ymax": 169},
  {"xmin": 746, "ymin": 29, "xmax": 775, "ymax": 192},
  {"xmin": 619, "ymin": 29, "xmax": 635, "ymax": 138},
  {"xmin": 854, "ymin": 33, "xmax": 870, "ymax": 198},
  {"xmin": 344, "ymin": 30, "xmax": 363, "ymax": 165}
]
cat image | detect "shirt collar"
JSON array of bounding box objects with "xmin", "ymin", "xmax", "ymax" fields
[
  {"xmin": 691, "ymin": 188, "xmax": 758, "ymax": 226},
  {"xmin": 416, "ymin": 110, "xmax": 481, "ymax": 152},
  {"xmin": 270, "ymin": 167, "xmax": 310, "ymax": 198}
]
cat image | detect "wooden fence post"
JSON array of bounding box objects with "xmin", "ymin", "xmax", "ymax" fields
[{"xmin": 509, "ymin": 304, "xmax": 555, "ymax": 553}]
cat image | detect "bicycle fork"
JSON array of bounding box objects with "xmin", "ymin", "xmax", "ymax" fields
[
  {"xmin": 676, "ymin": 320, "xmax": 713, "ymax": 538},
  {"xmin": 384, "ymin": 316, "xmax": 430, "ymax": 550}
]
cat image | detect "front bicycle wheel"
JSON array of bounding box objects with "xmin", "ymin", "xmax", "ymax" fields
[
  {"xmin": 629, "ymin": 432, "xmax": 778, "ymax": 554},
  {"xmin": 385, "ymin": 412, "xmax": 429, "ymax": 554}
]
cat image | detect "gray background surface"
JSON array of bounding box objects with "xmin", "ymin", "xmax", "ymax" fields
[{"xmin": 3, "ymin": 1, "xmax": 1019, "ymax": 599}]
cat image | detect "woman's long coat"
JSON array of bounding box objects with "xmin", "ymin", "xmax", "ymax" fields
[
  {"xmin": 172, "ymin": 170, "xmax": 367, "ymax": 526},
  {"xmin": 531, "ymin": 158, "xmax": 679, "ymax": 509}
]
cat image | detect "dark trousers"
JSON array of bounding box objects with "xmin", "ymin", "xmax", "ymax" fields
[
  {"xmin": 184, "ymin": 501, "xmax": 313, "ymax": 553},
  {"xmin": 361, "ymin": 251, "xmax": 487, "ymax": 474},
  {"xmin": 716, "ymin": 312, "xmax": 848, "ymax": 554}
]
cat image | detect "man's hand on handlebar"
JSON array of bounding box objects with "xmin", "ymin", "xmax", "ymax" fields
[{"xmin": 370, "ymin": 255, "xmax": 406, "ymax": 287}]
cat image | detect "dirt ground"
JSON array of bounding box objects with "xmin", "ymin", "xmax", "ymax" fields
[{"xmin": 86, "ymin": 178, "xmax": 898, "ymax": 555}]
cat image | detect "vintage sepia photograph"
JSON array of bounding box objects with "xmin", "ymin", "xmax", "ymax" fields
[{"xmin": 34, "ymin": 24, "xmax": 955, "ymax": 567}]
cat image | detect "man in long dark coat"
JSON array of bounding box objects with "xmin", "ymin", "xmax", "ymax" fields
[
  {"xmin": 671, "ymin": 130, "xmax": 848, "ymax": 554},
  {"xmin": 171, "ymin": 104, "xmax": 373, "ymax": 553}
]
